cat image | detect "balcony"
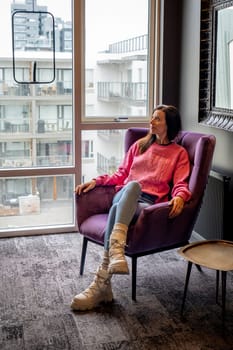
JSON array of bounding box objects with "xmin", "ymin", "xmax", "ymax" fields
[
  {"xmin": 97, "ymin": 152, "xmax": 120, "ymax": 175},
  {"xmin": 36, "ymin": 81, "xmax": 72, "ymax": 96},
  {"xmin": 0, "ymin": 81, "xmax": 30, "ymax": 97},
  {"xmin": 0, "ymin": 80, "xmax": 72, "ymax": 97},
  {"xmin": 97, "ymin": 82, "xmax": 147, "ymax": 105},
  {"xmin": 2, "ymin": 121, "xmax": 30, "ymax": 133}
]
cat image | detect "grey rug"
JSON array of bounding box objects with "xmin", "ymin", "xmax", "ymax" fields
[{"xmin": 0, "ymin": 232, "xmax": 233, "ymax": 350}]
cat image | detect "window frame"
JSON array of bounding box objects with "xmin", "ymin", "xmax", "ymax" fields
[{"xmin": 74, "ymin": 0, "xmax": 159, "ymax": 125}]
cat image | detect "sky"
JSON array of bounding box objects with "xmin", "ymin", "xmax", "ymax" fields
[
  {"xmin": 86, "ymin": 0, "xmax": 148, "ymax": 67},
  {"xmin": 36, "ymin": 0, "xmax": 71, "ymax": 20}
]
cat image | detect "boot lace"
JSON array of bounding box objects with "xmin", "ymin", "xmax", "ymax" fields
[
  {"xmin": 82, "ymin": 272, "xmax": 109, "ymax": 297},
  {"xmin": 109, "ymin": 240, "xmax": 126, "ymax": 259}
]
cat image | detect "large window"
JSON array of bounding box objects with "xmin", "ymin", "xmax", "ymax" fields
[{"xmin": 0, "ymin": 0, "xmax": 157, "ymax": 237}]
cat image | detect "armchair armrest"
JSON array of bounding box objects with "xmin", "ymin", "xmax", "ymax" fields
[
  {"xmin": 127, "ymin": 202, "xmax": 170, "ymax": 250},
  {"xmin": 75, "ymin": 185, "xmax": 115, "ymax": 227},
  {"xmin": 127, "ymin": 201, "xmax": 198, "ymax": 254}
]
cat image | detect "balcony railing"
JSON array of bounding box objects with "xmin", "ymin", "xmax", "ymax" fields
[
  {"xmin": 108, "ymin": 34, "xmax": 148, "ymax": 54},
  {"xmin": 0, "ymin": 81, "xmax": 30, "ymax": 96},
  {"xmin": 1, "ymin": 122, "xmax": 30, "ymax": 133},
  {"xmin": 0, "ymin": 155, "xmax": 72, "ymax": 168},
  {"xmin": 0, "ymin": 80, "xmax": 72, "ymax": 97},
  {"xmin": 36, "ymin": 81, "xmax": 72, "ymax": 96},
  {"xmin": 97, "ymin": 152, "xmax": 120, "ymax": 175},
  {"xmin": 0, "ymin": 157, "xmax": 32, "ymax": 168},
  {"xmin": 97, "ymin": 129, "xmax": 121, "ymax": 140},
  {"xmin": 0, "ymin": 120, "xmax": 72, "ymax": 133},
  {"xmin": 97, "ymin": 82, "xmax": 147, "ymax": 104},
  {"xmin": 36, "ymin": 155, "xmax": 72, "ymax": 166}
]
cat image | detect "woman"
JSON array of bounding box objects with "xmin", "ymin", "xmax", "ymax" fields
[{"xmin": 71, "ymin": 104, "xmax": 192, "ymax": 311}]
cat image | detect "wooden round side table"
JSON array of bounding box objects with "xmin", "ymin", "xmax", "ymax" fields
[{"xmin": 178, "ymin": 239, "xmax": 233, "ymax": 328}]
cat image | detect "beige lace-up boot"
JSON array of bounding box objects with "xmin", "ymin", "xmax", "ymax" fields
[
  {"xmin": 71, "ymin": 251, "xmax": 113, "ymax": 311},
  {"xmin": 108, "ymin": 223, "xmax": 129, "ymax": 275}
]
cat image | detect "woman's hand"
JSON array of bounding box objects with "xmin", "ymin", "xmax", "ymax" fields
[
  {"xmin": 75, "ymin": 180, "xmax": 96, "ymax": 195},
  {"xmin": 168, "ymin": 196, "xmax": 185, "ymax": 219}
]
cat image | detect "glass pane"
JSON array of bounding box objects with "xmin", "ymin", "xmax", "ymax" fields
[
  {"xmin": 85, "ymin": 0, "xmax": 149, "ymax": 119},
  {"xmin": 0, "ymin": 0, "xmax": 72, "ymax": 169},
  {"xmin": 0, "ymin": 175, "xmax": 74, "ymax": 231},
  {"xmin": 81, "ymin": 129, "xmax": 126, "ymax": 182},
  {"xmin": 0, "ymin": 1, "xmax": 73, "ymax": 235}
]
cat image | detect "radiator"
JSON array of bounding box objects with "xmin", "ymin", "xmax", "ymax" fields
[{"xmin": 194, "ymin": 170, "xmax": 231, "ymax": 240}]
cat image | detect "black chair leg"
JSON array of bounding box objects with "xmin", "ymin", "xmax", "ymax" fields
[
  {"xmin": 131, "ymin": 256, "xmax": 137, "ymax": 301},
  {"xmin": 80, "ymin": 237, "xmax": 88, "ymax": 275}
]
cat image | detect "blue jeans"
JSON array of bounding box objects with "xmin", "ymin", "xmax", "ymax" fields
[{"xmin": 104, "ymin": 181, "xmax": 154, "ymax": 250}]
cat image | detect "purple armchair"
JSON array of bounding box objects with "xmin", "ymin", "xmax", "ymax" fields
[{"xmin": 75, "ymin": 128, "xmax": 216, "ymax": 300}]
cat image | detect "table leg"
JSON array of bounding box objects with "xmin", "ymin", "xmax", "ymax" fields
[
  {"xmin": 181, "ymin": 261, "xmax": 193, "ymax": 315},
  {"xmin": 221, "ymin": 271, "xmax": 227, "ymax": 329},
  {"xmin": 216, "ymin": 270, "xmax": 219, "ymax": 304}
]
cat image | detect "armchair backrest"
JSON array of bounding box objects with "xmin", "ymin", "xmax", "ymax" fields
[
  {"xmin": 124, "ymin": 128, "xmax": 216, "ymax": 253},
  {"xmin": 177, "ymin": 131, "xmax": 216, "ymax": 202}
]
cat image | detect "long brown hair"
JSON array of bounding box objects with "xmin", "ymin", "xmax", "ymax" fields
[{"xmin": 138, "ymin": 105, "xmax": 182, "ymax": 154}]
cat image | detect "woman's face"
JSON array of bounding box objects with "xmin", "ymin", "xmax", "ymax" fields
[{"xmin": 150, "ymin": 109, "xmax": 168, "ymax": 137}]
